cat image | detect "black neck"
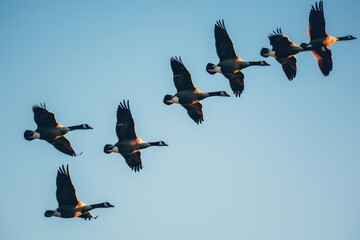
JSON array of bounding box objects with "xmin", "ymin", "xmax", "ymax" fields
[
  {"xmin": 68, "ymin": 124, "xmax": 85, "ymax": 130},
  {"xmin": 248, "ymin": 61, "xmax": 263, "ymax": 66},
  {"xmin": 90, "ymin": 203, "xmax": 105, "ymax": 209},
  {"xmin": 208, "ymin": 91, "xmax": 223, "ymax": 96}
]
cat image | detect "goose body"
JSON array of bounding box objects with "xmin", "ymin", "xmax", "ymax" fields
[
  {"xmin": 301, "ymin": 1, "xmax": 356, "ymax": 76},
  {"xmin": 24, "ymin": 104, "xmax": 93, "ymax": 156},
  {"xmin": 206, "ymin": 19, "xmax": 270, "ymax": 97},
  {"xmin": 164, "ymin": 56, "xmax": 230, "ymax": 124},
  {"xmin": 104, "ymin": 100, "xmax": 168, "ymax": 172},
  {"xmin": 44, "ymin": 165, "xmax": 114, "ymax": 220},
  {"xmin": 261, "ymin": 28, "xmax": 307, "ymax": 80}
]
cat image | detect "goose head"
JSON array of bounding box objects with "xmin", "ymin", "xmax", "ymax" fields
[
  {"xmin": 81, "ymin": 124, "xmax": 93, "ymax": 129},
  {"xmin": 158, "ymin": 141, "xmax": 168, "ymax": 146},
  {"xmin": 220, "ymin": 91, "xmax": 230, "ymax": 97},
  {"xmin": 102, "ymin": 202, "xmax": 114, "ymax": 208},
  {"xmin": 260, "ymin": 61, "xmax": 270, "ymax": 66},
  {"xmin": 340, "ymin": 35, "xmax": 356, "ymax": 41}
]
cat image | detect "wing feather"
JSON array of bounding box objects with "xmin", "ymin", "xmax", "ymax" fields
[
  {"xmin": 309, "ymin": 0, "xmax": 327, "ymax": 41},
  {"xmin": 116, "ymin": 100, "xmax": 137, "ymax": 141},
  {"xmin": 223, "ymin": 72, "xmax": 245, "ymax": 97},
  {"xmin": 121, "ymin": 151, "xmax": 143, "ymax": 172},
  {"xmin": 33, "ymin": 103, "xmax": 58, "ymax": 128},
  {"xmin": 47, "ymin": 136, "xmax": 77, "ymax": 156},
  {"xmin": 56, "ymin": 165, "xmax": 78, "ymax": 207},
  {"xmin": 182, "ymin": 103, "xmax": 203, "ymax": 124},
  {"xmin": 215, "ymin": 19, "xmax": 237, "ymax": 62},
  {"xmin": 311, "ymin": 48, "xmax": 332, "ymax": 76},
  {"xmin": 170, "ymin": 56, "xmax": 195, "ymax": 92}
]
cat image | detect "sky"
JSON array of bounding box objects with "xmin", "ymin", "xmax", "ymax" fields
[{"xmin": 0, "ymin": 0, "xmax": 359, "ymax": 239}]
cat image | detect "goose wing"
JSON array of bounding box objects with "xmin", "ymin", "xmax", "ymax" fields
[
  {"xmin": 268, "ymin": 29, "xmax": 293, "ymax": 50},
  {"xmin": 116, "ymin": 100, "xmax": 137, "ymax": 141},
  {"xmin": 170, "ymin": 57, "xmax": 195, "ymax": 92},
  {"xmin": 56, "ymin": 165, "xmax": 79, "ymax": 207},
  {"xmin": 215, "ymin": 19, "xmax": 237, "ymax": 62},
  {"xmin": 280, "ymin": 56, "xmax": 297, "ymax": 81},
  {"xmin": 182, "ymin": 102, "xmax": 203, "ymax": 124},
  {"xmin": 308, "ymin": 0, "xmax": 327, "ymax": 41},
  {"xmin": 33, "ymin": 104, "xmax": 58, "ymax": 128},
  {"xmin": 223, "ymin": 71, "xmax": 244, "ymax": 97},
  {"xmin": 47, "ymin": 136, "xmax": 77, "ymax": 156},
  {"xmin": 121, "ymin": 151, "xmax": 142, "ymax": 172},
  {"xmin": 311, "ymin": 48, "xmax": 333, "ymax": 76}
]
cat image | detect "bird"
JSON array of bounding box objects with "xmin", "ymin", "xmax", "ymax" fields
[
  {"xmin": 261, "ymin": 28, "xmax": 307, "ymax": 80},
  {"xmin": 104, "ymin": 100, "xmax": 168, "ymax": 172},
  {"xmin": 164, "ymin": 56, "xmax": 230, "ymax": 124},
  {"xmin": 44, "ymin": 165, "xmax": 114, "ymax": 220},
  {"xmin": 24, "ymin": 103, "xmax": 93, "ymax": 156},
  {"xmin": 300, "ymin": 0, "xmax": 356, "ymax": 76},
  {"xmin": 206, "ymin": 19, "xmax": 270, "ymax": 97}
]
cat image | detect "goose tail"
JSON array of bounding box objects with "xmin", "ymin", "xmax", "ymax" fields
[
  {"xmin": 206, "ymin": 63, "xmax": 217, "ymax": 75},
  {"xmin": 260, "ymin": 48, "xmax": 270, "ymax": 58}
]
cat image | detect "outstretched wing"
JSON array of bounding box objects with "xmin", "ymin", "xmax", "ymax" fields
[
  {"xmin": 116, "ymin": 100, "xmax": 137, "ymax": 141},
  {"xmin": 311, "ymin": 48, "xmax": 332, "ymax": 76},
  {"xmin": 33, "ymin": 103, "xmax": 58, "ymax": 128},
  {"xmin": 47, "ymin": 136, "xmax": 77, "ymax": 157},
  {"xmin": 269, "ymin": 28, "xmax": 292, "ymax": 49},
  {"xmin": 56, "ymin": 165, "xmax": 78, "ymax": 207},
  {"xmin": 281, "ymin": 56, "xmax": 297, "ymax": 81},
  {"xmin": 182, "ymin": 102, "xmax": 204, "ymax": 124},
  {"xmin": 215, "ymin": 19, "xmax": 237, "ymax": 62},
  {"xmin": 121, "ymin": 151, "xmax": 142, "ymax": 172},
  {"xmin": 170, "ymin": 56, "xmax": 195, "ymax": 92},
  {"xmin": 308, "ymin": 0, "xmax": 327, "ymax": 41},
  {"xmin": 223, "ymin": 71, "xmax": 245, "ymax": 97}
]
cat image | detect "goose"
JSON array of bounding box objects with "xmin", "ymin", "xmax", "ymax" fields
[
  {"xmin": 261, "ymin": 28, "xmax": 307, "ymax": 80},
  {"xmin": 164, "ymin": 56, "xmax": 230, "ymax": 124},
  {"xmin": 104, "ymin": 100, "xmax": 168, "ymax": 172},
  {"xmin": 300, "ymin": 1, "xmax": 356, "ymax": 76},
  {"xmin": 24, "ymin": 103, "xmax": 93, "ymax": 156},
  {"xmin": 206, "ymin": 19, "xmax": 270, "ymax": 97},
  {"xmin": 44, "ymin": 165, "xmax": 114, "ymax": 220}
]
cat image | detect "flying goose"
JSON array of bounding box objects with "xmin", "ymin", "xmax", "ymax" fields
[
  {"xmin": 164, "ymin": 56, "xmax": 230, "ymax": 124},
  {"xmin": 44, "ymin": 165, "xmax": 114, "ymax": 220},
  {"xmin": 300, "ymin": 1, "xmax": 356, "ymax": 76},
  {"xmin": 104, "ymin": 100, "xmax": 168, "ymax": 172},
  {"xmin": 24, "ymin": 103, "xmax": 93, "ymax": 156},
  {"xmin": 261, "ymin": 28, "xmax": 307, "ymax": 80},
  {"xmin": 206, "ymin": 19, "xmax": 270, "ymax": 97}
]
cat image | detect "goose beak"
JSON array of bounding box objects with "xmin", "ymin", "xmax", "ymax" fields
[{"xmin": 108, "ymin": 203, "xmax": 115, "ymax": 207}]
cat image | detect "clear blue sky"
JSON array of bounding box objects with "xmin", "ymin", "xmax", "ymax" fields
[{"xmin": 1, "ymin": 0, "xmax": 359, "ymax": 239}]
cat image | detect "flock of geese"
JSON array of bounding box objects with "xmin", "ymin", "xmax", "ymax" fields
[{"xmin": 23, "ymin": 1, "xmax": 356, "ymax": 220}]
